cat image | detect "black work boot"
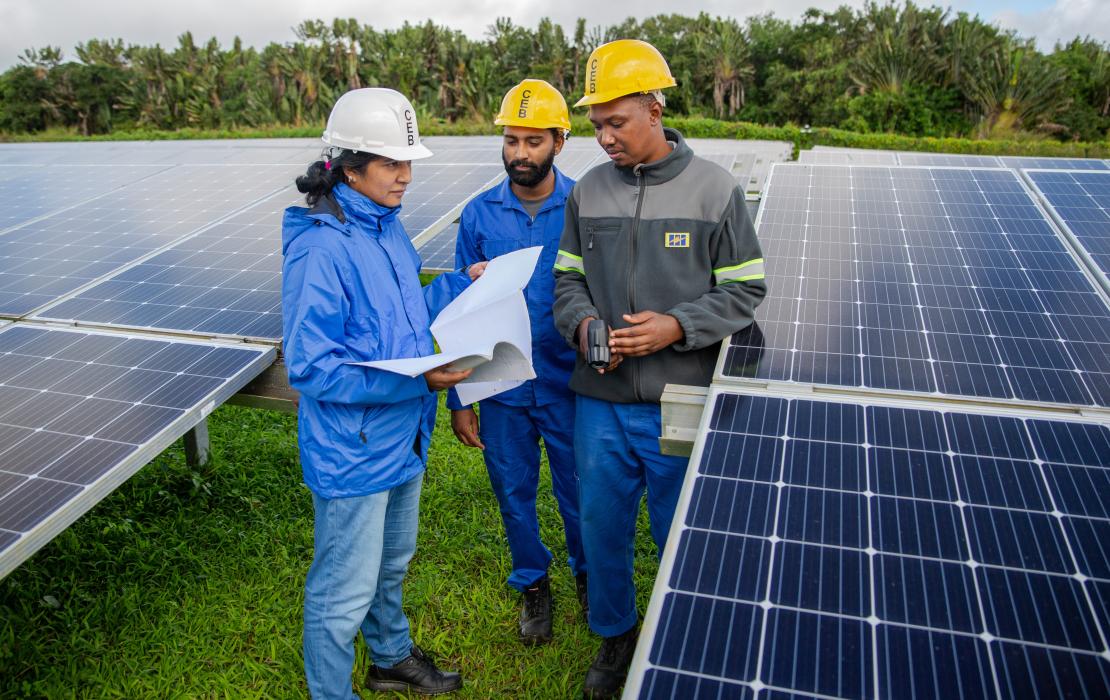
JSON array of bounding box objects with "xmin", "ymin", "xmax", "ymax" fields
[
  {"xmin": 365, "ymin": 644, "xmax": 462, "ymax": 695},
  {"xmin": 575, "ymin": 571, "xmax": 589, "ymax": 620},
  {"xmin": 583, "ymin": 626, "xmax": 638, "ymax": 699},
  {"xmin": 519, "ymin": 575, "xmax": 553, "ymax": 645}
]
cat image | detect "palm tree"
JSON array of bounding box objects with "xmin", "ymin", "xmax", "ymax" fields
[
  {"xmin": 961, "ymin": 37, "xmax": 1070, "ymax": 136},
  {"xmin": 695, "ymin": 16, "xmax": 755, "ymax": 118}
]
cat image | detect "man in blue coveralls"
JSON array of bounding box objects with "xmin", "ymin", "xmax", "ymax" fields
[{"xmin": 448, "ymin": 79, "xmax": 586, "ymax": 646}]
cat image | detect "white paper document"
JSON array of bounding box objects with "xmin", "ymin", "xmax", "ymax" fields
[{"xmin": 350, "ymin": 246, "xmax": 542, "ymax": 404}]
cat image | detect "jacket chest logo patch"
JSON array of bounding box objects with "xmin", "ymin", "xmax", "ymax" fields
[{"xmin": 665, "ymin": 232, "xmax": 690, "ymax": 248}]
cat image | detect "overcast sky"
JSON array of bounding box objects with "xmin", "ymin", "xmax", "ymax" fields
[{"xmin": 2, "ymin": 0, "xmax": 1107, "ymax": 70}]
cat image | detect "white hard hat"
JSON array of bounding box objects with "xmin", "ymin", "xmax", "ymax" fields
[{"xmin": 322, "ymin": 88, "xmax": 433, "ymax": 161}]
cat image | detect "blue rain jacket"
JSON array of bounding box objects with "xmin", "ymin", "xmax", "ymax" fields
[
  {"xmin": 447, "ymin": 167, "xmax": 577, "ymax": 410},
  {"xmin": 282, "ymin": 183, "xmax": 470, "ymax": 498}
]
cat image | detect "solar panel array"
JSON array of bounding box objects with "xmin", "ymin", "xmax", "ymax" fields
[
  {"xmin": 802, "ymin": 148, "xmax": 1110, "ymax": 172},
  {"xmin": 627, "ymin": 387, "xmax": 1110, "ymax": 699},
  {"xmin": 1024, "ymin": 169, "xmax": 1110, "ymax": 296},
  {"xmin": 628, "ymin": 155, "xmax": 1110, "ymax": 699},
  {"xmin": 0, "ymin": 324, "xmax": 274, "ymax": 580},
  {"xmin": 721, "ymin": 164, "xmax": 1110, "ymax": 408},
  {"xmin": 0, "ymin": 164, "xmax": 302, "ymax": 319}
]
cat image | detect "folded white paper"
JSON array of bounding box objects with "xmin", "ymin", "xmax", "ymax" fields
[{"xmin": 349, "ymin": 246, "xmax": 542, "ymax": 404}]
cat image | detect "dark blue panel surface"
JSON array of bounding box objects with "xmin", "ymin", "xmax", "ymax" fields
[
  {"xmin": 0, "ymin": 164, "xmax": 300, "ymax": 318},
  {"xmin": 725, "ymin": 164, "xmax": 1110, "ymax": 408},
  {"xmin": 0, "ymin": 324, "xmax": 271, "ymax": 579},
  {"xmin": 630, "ymin": 390, "xmax": 1110, "ymax": 699},
  {"xmin": 1026, "ymin": 169, "xmax": 1110, "ymax": 295}
]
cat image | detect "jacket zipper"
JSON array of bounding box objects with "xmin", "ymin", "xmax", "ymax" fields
[{"xmin": 629, "ymin": 168, "xmax": 646, "ymax": 402}]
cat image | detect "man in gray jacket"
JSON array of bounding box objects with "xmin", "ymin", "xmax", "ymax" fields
[{"xmin": 553, "ymin": 39, "xmax": 766, "ymax": 698}]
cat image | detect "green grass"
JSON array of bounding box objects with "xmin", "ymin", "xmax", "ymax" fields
[{"xmin": 0, "ymin": 398, "xmax": 662, "ymax": 698}]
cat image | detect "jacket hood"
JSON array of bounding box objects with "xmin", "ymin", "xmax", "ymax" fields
[{"xmin": 615, "ymin": 127, "xmax": 692, "ymax": 186}]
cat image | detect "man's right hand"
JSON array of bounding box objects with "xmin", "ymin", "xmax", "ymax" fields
[
  {"xmin": 424, "ymin": 365, "xmax": 472, "ymax": 391},
  {"xmin": 451, "ymin": 408, "xmax": 484, "ymax": 449},
  {"xmin": 576, "ymin": 316, "xmax": 622, "ymax": 374}
]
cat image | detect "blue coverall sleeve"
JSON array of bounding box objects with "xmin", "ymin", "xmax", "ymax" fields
[
  {"xmin": 283, "ymin": 246, "xmax": 430, "ymax": 405},
  {"xmin": 446, "ymin": 214, "xmax": 483, "ymax": 411}
]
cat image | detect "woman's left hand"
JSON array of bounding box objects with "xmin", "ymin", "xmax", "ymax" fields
[{"xmin": 467, "ymin": 261, "xmax": 489, "ymax": 281}]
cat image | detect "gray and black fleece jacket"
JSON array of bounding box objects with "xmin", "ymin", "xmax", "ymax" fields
[{"xmin": 553, "ymin": 128, "xmax": 767, "ymax": 404}]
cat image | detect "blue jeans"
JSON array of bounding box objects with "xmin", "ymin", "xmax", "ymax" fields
[
  {"xmin": 575, "ymin": 395, "xmax": 689, "ymax": 637},
  {"xmin": 479, "ymin": 397, "xmax": 585, "ymax": 591},
  {"xmin": 303, "ymin": 474, "xmax": 422, "ymax": 700}
]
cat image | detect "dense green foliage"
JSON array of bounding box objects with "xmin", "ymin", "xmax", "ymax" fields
[
  {"xmin": 1, "ymin": 399, "xmax": 657, "ymax": 697},
  {"xmin": 2, "ymin": 3, "xmax": 1109, "ymax": 141}
]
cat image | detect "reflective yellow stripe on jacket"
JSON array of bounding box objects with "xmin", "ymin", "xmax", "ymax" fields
[
  {"xmin": 554, "ymin": 250, "xmax": 585, "ymax": 274},
  {"xmin": 713, "ymin": 258, "xmax": 764, "ymax": 285}
]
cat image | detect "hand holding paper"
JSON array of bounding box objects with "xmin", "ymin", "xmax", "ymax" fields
[{"xmin": 350, "ymin": 246, "xmax": 542, "ymax": 404}]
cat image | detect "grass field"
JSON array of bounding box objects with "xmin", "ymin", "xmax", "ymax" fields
[{"xmin": 0, "ymin": 397, "xmax": 662, "ymax": 699}]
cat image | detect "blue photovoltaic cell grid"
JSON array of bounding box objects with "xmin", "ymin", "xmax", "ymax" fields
[
  {"xmin": 799, "ymin": 149, "xmax": 901, "ymax": 165},
  {"xmin": 398, "ymin": 163, "xmax": 504, "ymax": 235},
  {"xmin": 630, "ymin": 389, "xmax": 1110, "ymax": 699},
  {"xmin": 0, "ymin": 165, "xmax": 171, "ymax": 232},
  {"xmin": 0, "ymin": 163, "xmax": 301, "ymax": 318},
  {"xmin": 37, "ymin": 188, "xmax": 297, "ymax": 340},
  {"xmin": 1002, "ymin": 157, "xmax": 1110, "ymax": 171},
  {"xmin": 1025, "ymin": 169, "xmax": 1110, "ymax": 290},
  {"xmin": 417, "ymin": 224, "xmax": 461, "ymax": 273},
  {"xmin": 724, "ymin": 164, "xmax": 1110, "ymax": 408},
  {"xmin": 897, "ymin": 153, "xmax": 1004, "ymax": 167},
  {"xmin": 0, "ymin": 324, "xmax": 273, "ymax": 579},
  {"xmin": 36, "ymin": 161, "xmax": 507, "ymax": 339}
]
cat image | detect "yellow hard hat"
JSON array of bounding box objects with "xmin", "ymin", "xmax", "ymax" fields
[
  {"xmin": 575, "ymin": 39, "xmax": 676, "ymax": 108},
  {"xmin": 494, "ymin": 79, "xmax": 571, "ymax": 131}
]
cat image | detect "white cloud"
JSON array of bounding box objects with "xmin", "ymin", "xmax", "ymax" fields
[{"xmin": 995, "ymin": 0, "xmax": 1110, "ymax": 50}]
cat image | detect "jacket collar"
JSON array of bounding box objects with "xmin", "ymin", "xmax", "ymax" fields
[
  {"xmin": 310, "ymin": 182, "xmax": 400, "ymax": 234},
  {"xmin": 614, "ymin": 127, "xmax": 691, "ymax": 186},
  {"xmin": 489, "ymin": 165, "xmax": 574, "ymax": 215}
]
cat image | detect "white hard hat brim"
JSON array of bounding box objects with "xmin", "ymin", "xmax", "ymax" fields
[{"xmin": 364, "ymin": 141, "xmax": 434, "ymax": 161}]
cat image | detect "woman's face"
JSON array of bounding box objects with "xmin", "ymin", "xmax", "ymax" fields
[{"xmin": 347, "ymin": 158, "xmax": 413, "ymax": 208}]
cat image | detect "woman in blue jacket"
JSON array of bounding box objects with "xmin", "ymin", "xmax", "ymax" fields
[{"xmin": 281, "ymin": 88, "xmax": 481, "ymax": 699}]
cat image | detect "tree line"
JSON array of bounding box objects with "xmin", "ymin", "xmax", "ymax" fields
[{"xmin": 2, "ymin": 2, "xmax": 1108, "ymax": 142}]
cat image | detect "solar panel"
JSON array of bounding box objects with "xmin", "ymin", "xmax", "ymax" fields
[
  {"xmin": 0, "ymin": 165, "xmax": 171, "ymax": 233},
  {"xmin": 417, "ymin": 224, "xmax": 461, "ymax": 273},
  {"xmin": 1024, "ymin": 169, "xmax": 1110, "ymax": 297},
  {"xmin": 1001, "ymin": 157, "xmax": 1110, "ymax": 171},
  {"xmin": 0, "ymin": 163, "xmax": 302, "ymax": 319},
  {"xmin": 0, "ymin": 324, "xmax": 274, "ymax": 580},
  {"xmin": 721, "ymin": 164, "xmax": 1110, "ymax": 408},
  {"xmin": 626, "ymin": 386, "xmax": 1110, "ymax": 699},
  {"xmin": 35, "ymin": 188, "xmax": 297, "ymax": 341},
  {"xmin": 799, "ymin": 149, "xmax": 900, "ymax": 165},
  {"xmin": 897, "ymin": 153, "xmax": 1003, "ymax": 167},
  {"xmin": 403, "ymin": 163, "xmax": 504, "ymax": 245}
]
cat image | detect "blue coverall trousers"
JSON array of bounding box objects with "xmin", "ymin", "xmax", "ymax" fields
[
  {"xmin": 575, "ymin": 394, "xmax": 690, "ymax": 637},
  {"xmin": 479, "ymin": 396, "xmax": 586, "ymax": 591}
]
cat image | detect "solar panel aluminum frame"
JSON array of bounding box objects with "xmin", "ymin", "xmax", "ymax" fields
[
  {"xmin": 622, "ymin": 383, "xmax": 1110, "ymax": 699},
  {"xmin": 0, "ymin": 325, "xmax": 276, "ymax": 581},
  {"xmin": 1021, "ymin": 168, "xmax": 1110, "ymax": 300},
  {"xmin": 713, "ymin": 162, "xmax": 1110, "ymax": 415}
]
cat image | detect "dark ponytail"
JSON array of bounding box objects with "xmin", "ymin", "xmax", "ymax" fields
[{"xmin": 295, "ymin": 149, "xmax": 381, "ymax": 206}]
